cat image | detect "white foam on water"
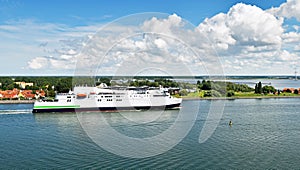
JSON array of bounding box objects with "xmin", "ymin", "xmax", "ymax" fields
[{"xmin": 0, "ymin": 110, "xmax": 32, "ymax": 114}]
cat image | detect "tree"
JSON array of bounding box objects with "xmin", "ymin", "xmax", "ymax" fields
[
  {"xmin": 255, "ymin": 84, "xmax": 258, "ymax": 93},
  {"xmin": 47, "ymin": 90, "xmax": 56, "ymax": 97},
  {"xmin": 286, "ymin": 89, "xmax": 292, "ymax": 93},
  {"xmin": 262, "ymin": 85, "xmax": 276, "ymax": 94},
  {"xmin": 227, "ymin": 91, "xmax": 235, "ymax": 97},
  {"xmin": 201, "ymin": 80, "xmax": 211, "ymax": 90},
  {"xmin": 7, "ymin": 84, "xmax": 15, "ymax": 90},
  {"xmin": 258, "ymin": 82, "xmax": 262, "ymax": 94},
  {"xmin": 203, "ymin": 91, "xmax": 212, "ymax": 97},
  {"xmin": 55, "ymin": 78, "xmax": 72, "ymax": 93},
  {"xmin": 227, "ymin": 82, "xmax": 253, "ymax": 92},
  {"xmin": 294, "ymin": 89, "xmax": 299, "ymax": 94},
  {"xmin": 179, "ymin": 89, "xmax": 188, "ymax": 96},
  {"xmin": 255, "ymin": 82, "xmax": 263, "ymax": 94},
  {"xmin": 99, "ymin": 77, "xmax": 111, "ymax": 86}
]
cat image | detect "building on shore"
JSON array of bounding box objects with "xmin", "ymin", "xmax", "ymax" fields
[
  {"xmin": 14, "ymin": 82, "xmax": 34, "ymax": 89},
  {"xmin": 0, "ymin": 88, "xmax": 45, "ymax": 100}
]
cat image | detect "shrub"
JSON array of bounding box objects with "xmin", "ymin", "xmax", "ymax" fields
[
  {"xmin": 226, "ymin": 91, "xmax": 235, "ymax": 97},
  {"xmin": 179, "ymin": 89, "xmax": 188, "ymax": 96}
]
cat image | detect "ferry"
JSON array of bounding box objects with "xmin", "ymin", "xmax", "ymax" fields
[{"xmin": 32, "ymin": 85, "xmax": 182, "ymax": 113}]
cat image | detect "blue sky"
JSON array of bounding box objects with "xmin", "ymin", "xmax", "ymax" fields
[
  {"xmin": 0, "ymin": 0, "xmax": 286, "ymax": 25},
  {"xmin": 1, "ymin": 0, "xmax": 300, "ymax": 76}
]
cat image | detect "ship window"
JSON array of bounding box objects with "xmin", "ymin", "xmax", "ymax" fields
[
  {"xmin": 105, "ymin": 96, "xmax": 112, "ymax": 98},
  {"xmin": 67, "ymin": 96, "xmax": 71, "ymax": 98},
  {"xmin": 153, "ymin": 95, "xmax": 168, "ymax": 97}
]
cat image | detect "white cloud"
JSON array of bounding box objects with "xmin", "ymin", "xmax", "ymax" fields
[
  {"xmin": 282, "ymin": 32, "xmax": 300, "ymax": 43},
  {"xmin": 194, "ymin": 3, "xmax": 290, "ymax": 74},
  {"xmin": 142, "ymin": 14, "xmax": 182, "ymax": 35},
  {"xmin": 197, "ymin": 13, "xmax": 236, "ymax": 50},
  {"xmin": 227, "ymin": 3, "xmax": 283, "ymax": 46},
  {"xmin": 154, "ymin": 38, "xmax": 167, "ymax": 49},
  {"xmin": 268, "ymin": 0, "xmax": 300, "ymax": 22},
  {"xmin": 197, "ymin": 3, "xmax": 283, "ymax": 52},
  {"xmin": 294, "ymin": 44, "xmax": 300, "ymax": 51},
  {"xmin": 27, "ymin": 57, "xmax": 49, "ymax": 69},
  {"xmin": 279, "ymin": 50, "xmax": 296, "ymax": 61}
]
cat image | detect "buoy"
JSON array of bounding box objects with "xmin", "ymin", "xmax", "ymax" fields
[{"xmin": 229, "ymin": 120, "xmax": 233, "ymax": 126}]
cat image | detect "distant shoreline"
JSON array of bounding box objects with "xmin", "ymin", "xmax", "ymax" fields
[
  {"xmin": 182, "ymin": 95, "xmax": 300, "ymax": 100},
  {"xmin": 0, "ymin": 100, "xmax": 35, "ymax": 104}
]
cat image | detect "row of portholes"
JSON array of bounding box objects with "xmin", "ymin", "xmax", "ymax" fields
[
  {"xmin": 97, "ymin": 99, "xmax": 123, "ymax": 102},
  {"xmin": 130, "ymin": 95, "xmax": 149, "ymax": 98}
]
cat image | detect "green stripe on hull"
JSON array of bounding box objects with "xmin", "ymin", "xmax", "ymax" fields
[{"xmin": 34, "ymin": 105, "xmax": 80, "ymax": 109}]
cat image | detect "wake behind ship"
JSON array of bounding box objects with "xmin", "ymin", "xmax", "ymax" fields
[{"xmin": 32, "ymin": 85, "xmax": 182, "ymax": 113}]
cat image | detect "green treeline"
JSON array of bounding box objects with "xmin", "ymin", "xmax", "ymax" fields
[
  {"xmin": 196, "ymin": 80, "xmax": 254, "ymax": 97},
  {"xmin": 0, "ymin": 77, "xmax": 73, "ymax": 97},
  {"xmin": 254, "ymin": 82, "xmax": 277, "ymax": 94},
  {"xmin": 129, "ymin": 78, "xmax": 179, "ymax": 87}
]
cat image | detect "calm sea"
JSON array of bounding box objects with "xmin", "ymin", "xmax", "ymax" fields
[{"xmin": 1, "ymin": 99, "xmax": 300, "ymax": 169}]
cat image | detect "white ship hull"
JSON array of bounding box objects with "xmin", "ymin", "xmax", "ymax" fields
[{"xmin": 33, "ymin": 86, "xmax": 182, "ymax": 113}]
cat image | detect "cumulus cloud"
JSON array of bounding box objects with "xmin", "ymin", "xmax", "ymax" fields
[
  {"xmin": 282, "ymin": 32, "xmax": 300, "ymax": 43},
  {"xmin": 27, "ymin": 57, "xmax": 49, "ymax": 69},
  {"xmin": 193, "ymin": 3, "xmax": 290, "ymax": 74},
  {"xmin": 268, "ymin": 0, "xmax": 300, "ymax": 22},
  {"xmin": 197, "ymin": 13, "xmax": 236, "ymax": 50},
  {"xmin": 197, "ymin": 3, "xmax": 283, "ymax": 51},
  {"xmin": 142, "ymin": 14, "xmax": 183, "ymax": 34},
  {"xmin": 227, "ymin": 3, "xmax": 283, "ymax": 46}
]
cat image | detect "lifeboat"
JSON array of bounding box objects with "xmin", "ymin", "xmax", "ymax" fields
[{"xmin": 77, "ymin": 93, "xmax": 87, "ymax": 98}]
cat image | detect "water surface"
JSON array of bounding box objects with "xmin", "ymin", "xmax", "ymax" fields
[{"xmin": 1, "ymin": 99, "xmax": 300, "ymax": 169}]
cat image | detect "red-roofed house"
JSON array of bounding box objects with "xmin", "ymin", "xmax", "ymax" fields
[{"xmin": 20, "ymin": 90, "xmax": 35, "ymax": 99}]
